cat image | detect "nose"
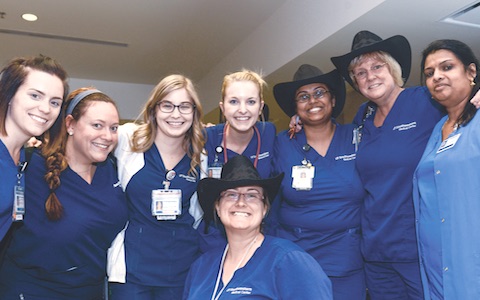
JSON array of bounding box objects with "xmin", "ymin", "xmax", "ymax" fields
[
  {"xmin": 102, "ymin": 127, "xmax": 115, "ymax": 142},
  {"xmin": 234, "ymin": 195, "xmax": 247, "ymax": 206},
  {"xmin": 238, "ymin": 101, "xmax": 247, "ymax": 113},
  {"xmin": 171, "ymin": 106, "xmax": 182, "ymax": 117},
  {"xmin": 38, "ymin": 99, "xmax": 51, "ymax": 113}
]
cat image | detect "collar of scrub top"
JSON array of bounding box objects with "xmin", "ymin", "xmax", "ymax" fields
[{"xmin": 222, "ymin": 122, "xmax": 261, "ymax": 168}]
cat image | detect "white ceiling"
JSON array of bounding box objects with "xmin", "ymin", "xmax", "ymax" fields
[{"xmin": 0, "ymin": 0, "xmax": 479, "ymax": 115}]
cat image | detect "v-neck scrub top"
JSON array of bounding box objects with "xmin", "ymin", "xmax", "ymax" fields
[
  {"xmin": 0, "ymin": 140, "xmax": 25, "ymax": 240},
  {"xmin": 353, "ymin": 86, "xmax": 443, "ymax": 262},
  {"xmin": 0, "ymin": 150, "xmax": 128, "ymax": 299},
  {"xmin": 205, "ymin": 122, "xmax": 275, "ymax": 179},
  {"xmin": 273, "ymin": 122, "xmax": 365, "ymax": 277},
  {"xmin": 183, "ymin": 235, "xmax": 332, "ymax": 299}
]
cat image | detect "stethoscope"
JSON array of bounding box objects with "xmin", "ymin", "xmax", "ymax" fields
[{"xmin": 222, "ymin": 122, "xmax": 261, "ymax": 167}]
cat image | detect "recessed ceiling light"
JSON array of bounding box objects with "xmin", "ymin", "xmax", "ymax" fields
[{"xmin": 22, "ymin": 13, "xmax": 38, "ymax": 22}]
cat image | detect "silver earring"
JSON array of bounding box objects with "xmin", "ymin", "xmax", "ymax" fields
[{"xmin": 68, "ymin": 131, "xmax": 73, "ymax": 136}]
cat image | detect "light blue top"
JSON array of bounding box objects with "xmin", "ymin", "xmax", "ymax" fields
[{"xmin": 413, "ymin": 111, "xmax": 480, "ymax": 300}]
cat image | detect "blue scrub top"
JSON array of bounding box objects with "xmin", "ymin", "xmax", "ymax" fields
[
  {"xmin": 272, "ymin": 122, "xmax": 365, "ymax": 276},
  {"xmin": 0, "ymin": 141, "xmax": 25, "ymax": 241},
  {"xmin": 413, "ymin": 111, "xmax": 480, "ymax": 300},
  {"xmin": 124, "ymin": 143, "xmax": 200, "ymax": 287},
  {"xmin": 353, "ymin": 86, "xmax": 443, "ymax": 262},
  {"xmin": 0, "ymin": 150, "xmax": 128, "ymax": 298},
  {"xmin": 184, "ymin": 235, "xmax": 332, "ymax": 299},
  {"xmin": 205, "ymin": 122, "xmax": 276, "ymax": 179}
]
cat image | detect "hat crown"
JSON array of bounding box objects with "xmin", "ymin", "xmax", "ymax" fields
[
  {"xmin": 293, "ymin": 64, "xmax": 324, "ymax": 81},
  {"xmin": 351, "ymin": 30, "xmax": 383, "ymax": 51},
  {"xmin": 221, "ymin": 155, "xmax": 261, "ymax": 182}
]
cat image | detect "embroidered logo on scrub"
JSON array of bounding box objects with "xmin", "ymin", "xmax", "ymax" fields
[
  {"xmin": 392, "ymin": 121, "xmax": 417, "ymax": 131},
  {"xmin": 335, "ymin": 153, "xmax": 356, "ymax": 161},
  {"xmin": 226, "ymin": 287, "xmax": 253, "ymax": 295}
]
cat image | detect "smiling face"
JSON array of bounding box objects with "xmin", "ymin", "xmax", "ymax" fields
[
  {"xmin": 155, "ymin": 88, "xmax": 194, "ymax": 140},
  {"xmin": 215, "ymin": 186, "xmax": 267, "ymax": 232},
  {"xmin": 6, "ymin": 69, "xmax": 64, "ymax": 141},
  {"xmin": 424, "ymin": 49, "xmax": 476, "ymax": 109},
  {"xmin": 220, "ymin": 80, "xmax": 264, "ymax": 134},
  {"xmin": 352, "ymin": 57, "xmax": 400, "ymax": 105},
  {"xmin": 295, "ymin": 83, "xmax": 334, "ymax": 126},
  {"xmin": 66, "ymin": 101, "xmax": 119, "ymax": 165}
]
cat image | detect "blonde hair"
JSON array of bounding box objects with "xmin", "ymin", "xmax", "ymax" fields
[
  {"xmin": 221, "ymin": 69, "xmax": 266, "ymax": 122},
  {"xmin": 348, "ymin": 51, "xmax": 404, "ymax": 89},
  {"xmin": 131, "ymin": 74, "xmax": 205, "ymax": 177}
]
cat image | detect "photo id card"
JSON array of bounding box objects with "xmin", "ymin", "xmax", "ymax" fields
[
  {"xmin": 151, "ymin": 189, "xmax": 182, "ymax": 220},
  {"xmin": 292, "ymin": 165, "xmax": 315, "ymax": 191},
  {"xmin": 13, "ymin": 185, "xmax": 25, "ymax": 221}
]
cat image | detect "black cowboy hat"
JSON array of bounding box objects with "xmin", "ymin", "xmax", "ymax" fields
[
  {"xmin": 273, "ymin": 64, "xmax": 346, "ymax": 118},
  {"xmin": 330, "ymin": 30, "xmax": 411, "ymax": 90},
  {"xmin": 197, "ymin": 155, "xmax": 284, "ymax": 224}
]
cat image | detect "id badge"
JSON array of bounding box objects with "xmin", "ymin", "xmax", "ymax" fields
[
  {"xmin": 292, "ymin": 165, "xmax": 315, "ymax": 191},
  {"xmin": 208, "ymin": 166, "xmax": 222, "ymax": 179},
  {"xmin": 13, "ymin": 185, "xmax": 25, "ymax": 221},
  {"xmin": 437, "ymin": 133, "xmax": 461, "ymax": 153},
  {"xmin": 151, "ymin": 189, "xmax": 182, "ymax": 220}
]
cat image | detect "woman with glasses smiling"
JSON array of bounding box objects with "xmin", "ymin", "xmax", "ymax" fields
[
  {"xmin": 271, "ymin": 64, "xmax": 366, "ymax": 299},
  {"xmin": 108, "ymin": 74, "xmax": 206, "ymax": 300},
  {"xmin": 184, "ymin": 155, "xmax": 332, "ymax": 299},
  {"xmin": 331, "ymin": 30, "xmax": 448, "ymax": 299}
]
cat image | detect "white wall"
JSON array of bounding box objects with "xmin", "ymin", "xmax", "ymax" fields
[{"xmin": 69, "ymin": 78, "xmax": 154, "ymax": 121}]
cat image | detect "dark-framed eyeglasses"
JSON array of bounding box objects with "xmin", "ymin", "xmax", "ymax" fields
[
  {"xmin": 157, "ymin": 101, "xmax": 195, "ymax": 114},
  {"xmin": 220, "ymin": 190, "xmax": 264, "ymax": 203},
  {"xmin": 295, "ymin": 89, "xmax": 330, "ymax": 103}
]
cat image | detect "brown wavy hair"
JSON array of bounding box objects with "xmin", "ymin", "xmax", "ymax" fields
[
  {"xmin": 131, "ymin": 74, "xmax": 205, "ymax": 177},
  {"xmin": 41, "ymin": 87, "xmax": 118, "ymax": 220}
]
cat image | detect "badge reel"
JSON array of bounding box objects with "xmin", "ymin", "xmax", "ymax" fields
[
  {"xmin": 13, "ymin": 161, "xmax": 27, "ymax": 221},
  {"xmin": 151, "ymin": 170, "xmax": 182, "ymax": 221},
  {"xmin": 292, "ymin": 158, "xmax": 315, "ymax": 191},
  {"xmin": 208, "ymin": 146, "xmax": 223, "ymax": 179}
]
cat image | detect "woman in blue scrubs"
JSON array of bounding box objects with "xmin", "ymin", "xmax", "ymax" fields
[
  {"xmin": 0, "ymin": 88, "xmax": 128, "ymax": 299},
  {"xmin": 414, "ymin": 39, "xmax": 480, "ymax": 300},
  {"xmin": 272, "ymin": 64, "xmax": 365, "ymax": 300},
  {"xmin": 184, "ymin": 155, "xmax": 332, "ymax": 299},
  {"xmin": 200, "ymin": 70, "xmax": 276, "ymax": 253},
  {"xmin": 109, "ymin": 75, "xmax": 206, "ymax": 300},
  {"xmin": 330, "ymin": 30, "xmax": 444, "ymax": 299},
  {"xmin": 205, "ymin": 69, "xmax": 275, "ymax": 179},
  {"xmin": 0, "ymin": 55, "xmax": 68, "ymax": 243}
]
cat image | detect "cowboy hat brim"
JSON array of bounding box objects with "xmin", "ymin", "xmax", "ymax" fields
[
  {"xmin": 197, "ymin": 173, "xmax": 284, "ymax": 224},
  {"xmin": 330, "ymin": 34, "xmax": 411, "ymax": 90},
  {"xmin": 273, "ymin": 69, "xmax": 346, "ymax": 118}
]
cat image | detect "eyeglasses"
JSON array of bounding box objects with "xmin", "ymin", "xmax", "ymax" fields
[
  {"xmin": 220, "ymin": 190, "xmax": 264, "ymax": 203},
  {"xmin": 295, "ymin": 89, "xmax": 330, "ymax": 103},
  {"xmin": 157, "ymin": 101, "xmax": 195, "ymax": 114},
  {"xmin": 352, "ymin": 62, "xmax": 388, "ymax": 80}
]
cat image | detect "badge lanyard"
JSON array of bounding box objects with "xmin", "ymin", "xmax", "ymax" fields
[
  {"xmin": 222, "ymin": 122, "xmax": 261, "ymax": 167},
  {"xmin": 13, "ymin": 161, "xmax": 28, "ymax": 221},
  {"xmin": 151, "ymin": 169, "xmax": 182, "ymax": 220}
]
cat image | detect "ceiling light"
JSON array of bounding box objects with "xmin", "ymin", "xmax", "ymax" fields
[{"xmin": 22, "ymin": 13, "xmax": 38, "ymax": 22}]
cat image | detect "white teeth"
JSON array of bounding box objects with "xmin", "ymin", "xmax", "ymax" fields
[
  {"xmin": 168, "ymin": 121, "xmax": 183, "ymax": 126},
  {"xmin": 30, "ymin": 115, "xmax": 47, "ymax": 124},
  {"xmin": 308, "ymin": 107, "xmax": 322, "ymax": 113},
  {"xmin": 235, "ymin": 117, "xmax": 249, "ymax": 121},
  {"xmin": 233, "ymin": 212, "xmax": 249, "ymax": 217},
  {"xmin": 93, "ymin": 143, "xmax": 108, "ymax": 149}
]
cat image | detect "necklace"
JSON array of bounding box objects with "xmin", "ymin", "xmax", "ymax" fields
[{"xmin": 211, "ymin": 235, "xmax": 259, "ymax": 300}]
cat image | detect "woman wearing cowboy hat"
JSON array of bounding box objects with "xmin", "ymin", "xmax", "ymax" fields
[
  {"xmin": 271, "ymin": 65, "xmax": 366, "ymax": 300},
  {"xmin": 331, "ymin": 30, "xmax": 447, "ymax": 299},
  {"xmin": 183, "ymin": 155, "xmax": 332, "ymax": 299}
]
